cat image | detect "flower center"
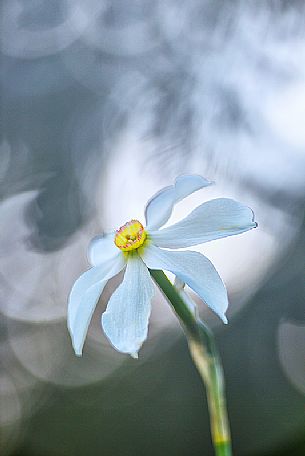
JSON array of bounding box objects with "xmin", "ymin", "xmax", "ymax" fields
[{"xmin": 114, "ymin": 220, "xmax": 147, "ymax": 252}]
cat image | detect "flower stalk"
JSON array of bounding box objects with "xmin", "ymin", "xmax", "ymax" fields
[{"xmin": 150, "ymin": 269, "xmax": 232, "ymax": 456}]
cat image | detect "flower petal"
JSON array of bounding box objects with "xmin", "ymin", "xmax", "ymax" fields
[
  {"xmin": 140, "ymin": 244, "xmax": 228, "ymax": 322},
  {"xmin": 145, "ymin": 174, "xmax": 212, "ymax": 230},
  {"xmin": 88, "ymin": 232, "xmax": 117, "ymax": 267},
  {"xmin": 68, "ymin": 253, "xmax": 126, "ymax": 356},
  {"xmin": 149, "ymin": 198, "xmax": 257, "ymax": 248},
  {"xmin": 102, "ymin": 254, "xmax": 155, "ymax": 357}
]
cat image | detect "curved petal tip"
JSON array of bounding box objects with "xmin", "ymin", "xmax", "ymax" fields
[{"xmin": 145, "ymin": 174, "xmax": 212, "ymax": 230}]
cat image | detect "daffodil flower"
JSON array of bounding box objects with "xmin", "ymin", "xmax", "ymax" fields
[{"xmin": 68, "ymin": 175, "xmax": 257, "ymax": 358}]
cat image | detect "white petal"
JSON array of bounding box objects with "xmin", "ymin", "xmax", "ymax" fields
[
  {"xmin": 88, "ymin": 232, "xmax": 118, "ymax": 267},
  {"xmin": 145, "ymin": 175, "xmax": 212, "ymax": 230},
  {"xmin": 102, "ymin": 254, "xmax": 155, "ymax": 357},
  {"xmin": 140, "ymin": 244, "xmax": 228, "ymax": 322},
  {"xmin": 149, "ymin": 198, "xmax": 257, "ymax": 248},
  {"xmin": 70, "ymin": 280, "xmax": 107, "ymax": 356},
  {"xmin": 174, "ymin": 175, "xmax": 211, "ymax": 200},
  {"xmin": 68, "ymin": 253, "xmax": 126, "ymax": 356}
]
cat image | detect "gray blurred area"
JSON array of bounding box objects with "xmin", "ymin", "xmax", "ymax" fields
[{"xmin": 1, "ymin": 1, "xmax": 305, "ymax": 455}]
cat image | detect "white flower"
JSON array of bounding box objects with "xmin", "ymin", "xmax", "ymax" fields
[{"xmin": 68, "ymin": 175, "xmax": 257, "ymax": 358}]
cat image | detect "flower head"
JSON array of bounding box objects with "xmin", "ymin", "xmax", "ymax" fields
[{"xmin": 68, "ymin": 175, "xmax": 257, "ymax": 358}]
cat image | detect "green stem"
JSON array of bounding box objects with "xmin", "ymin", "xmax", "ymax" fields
[{"xmin": 150, "ymin": 269, "xmax": 232, "ymax": 456}]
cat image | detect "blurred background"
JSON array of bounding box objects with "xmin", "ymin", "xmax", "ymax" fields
[{"xmin": 1, "ymin": 1, "xmax": 305, "ymax": 455}]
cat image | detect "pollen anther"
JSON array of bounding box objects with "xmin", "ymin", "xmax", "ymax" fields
[{"xmin": 114, "ymin": 220, "xmax": 147, "ymax": 252}]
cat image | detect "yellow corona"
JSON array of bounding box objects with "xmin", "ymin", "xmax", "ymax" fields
[{"xmin": 114, "ymin": 220, "xmax": 147, "ymax": 252}]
